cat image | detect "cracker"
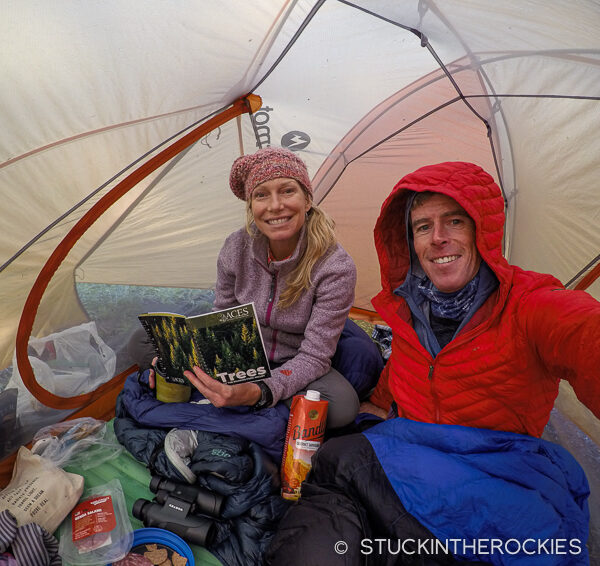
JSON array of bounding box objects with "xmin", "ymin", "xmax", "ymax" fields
[{"xmin": 144, "ymin": 546, "xmax": 168, "ymax": 564}]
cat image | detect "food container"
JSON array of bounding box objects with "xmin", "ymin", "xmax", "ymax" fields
[{"xmin": 109, "ymin": 527, "xmax": 195, "ymax": 566}]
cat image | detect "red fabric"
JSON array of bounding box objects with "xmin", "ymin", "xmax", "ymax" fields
[
  {"xmin": 369, "ymin": 360, "xmax": 393, "ymax": 411},
  {"xmin": 370, "ymin": 161, "xmax": 600, "ymax": 436}
]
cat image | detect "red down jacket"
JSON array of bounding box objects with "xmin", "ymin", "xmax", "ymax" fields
[{"xmin": 370, "ymin": 161, "xmax": 600, "ymax": 436}]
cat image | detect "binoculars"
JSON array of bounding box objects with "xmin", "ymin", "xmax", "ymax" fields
[{"xmin": 133, "ymin": 475, "xmax": 225, "ymax": 547}]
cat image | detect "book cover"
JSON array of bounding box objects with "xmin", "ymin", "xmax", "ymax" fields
[{"xmin": 138, "ymin": 302, "xmax": 271, "ymax": 388}]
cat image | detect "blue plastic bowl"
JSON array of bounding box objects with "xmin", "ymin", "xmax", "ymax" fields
[{"xmin": 108, "ymin": 527, "xmax": 195, "ymax": 565}]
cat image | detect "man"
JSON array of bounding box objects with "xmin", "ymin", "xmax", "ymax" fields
[
  {"xmin": 265, "ymin": 161, "xmax": 599, "ymax": 566},
  {"xmin": 367, "ymin": 160, "xmax": 600, "ymax": 432}
]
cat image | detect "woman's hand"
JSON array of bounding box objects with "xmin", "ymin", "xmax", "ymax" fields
[
  {"xmin": 184, "ymin": 365, "xmax": 262, "ymax": 407},
  {"xmin": 148, "ymin": 357, "xmax": 158, "ymax": 389}
]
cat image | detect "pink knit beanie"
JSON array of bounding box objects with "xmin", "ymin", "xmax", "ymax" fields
[{"xmin": 229, "ymin": 147, "xmax": 313, "ymax": 201}]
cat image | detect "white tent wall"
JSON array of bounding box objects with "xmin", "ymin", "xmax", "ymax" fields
[
  {"xmin": 1, "ymin": 0, "xmax": 296, "ymax": 371},
  {"xmin": 1, "ymin": 0, "xmax": 599, "ymax": 555},
  {"xmin": 0, "ymin": 121, "xmax": 201, "ymax": 368},
  {"xmin": 77, "ymin": 128, "xmax": 246, "ymax": 289},
  {"xmin": 3, "ymin": 1, "xmax": 598, "ymax": 359},
  {"xmin": 503, "ymin": 97, "xmax": 600, "ymax": 280}
]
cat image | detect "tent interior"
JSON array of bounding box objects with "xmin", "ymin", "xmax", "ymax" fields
[{"xmin": 1, "ymin": 0, "xmax": 599, "ymax": 560}]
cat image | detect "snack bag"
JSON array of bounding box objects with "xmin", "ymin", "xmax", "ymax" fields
[
  {"xmin": 59, "ymin": 479, "xmax": 133, "ymax": 565},
  {"xmin": 280, "ymin": 390, "xmax": 328, "ymax": 501},
  {"xmin": 31, "ymin": 417, "xmax": 123, "ymax": 470}
]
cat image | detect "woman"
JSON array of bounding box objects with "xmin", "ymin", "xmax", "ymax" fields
[{"xmin": 179, "ymin": 147, "xmax": 359, "ymax": 428}]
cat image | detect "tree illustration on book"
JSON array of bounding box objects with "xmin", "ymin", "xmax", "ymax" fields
[{"xmin": 138, "ymin": 303, "xmax": 270, "ymax": 386}]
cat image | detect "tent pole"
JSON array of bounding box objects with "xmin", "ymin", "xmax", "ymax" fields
[
  {"xmin": 574, "ymin": 262, "xmax": 600, "ymax": 291},
  {"xmin": 15, "ymin": 94, "xmax": 262, "ymax": 410}
]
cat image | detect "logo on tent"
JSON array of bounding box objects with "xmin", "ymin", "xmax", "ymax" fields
[{"xmin": 281, "ymin": 131, "xmax": 311, "ymax": 151}]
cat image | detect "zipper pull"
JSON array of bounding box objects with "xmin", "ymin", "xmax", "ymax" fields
[
  {"xmin": 427, "ymin": 365, "xmax": 440, "ymax": 423},
  {"xmin": 268, "ymin": 272, "xmax": 277, "ymax": 303}
]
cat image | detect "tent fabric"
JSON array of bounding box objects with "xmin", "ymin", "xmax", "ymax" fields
[
  {"xmin": 2, "ymin": 0, "xmax": 599, "ymax": 371},
  {"xmin": 2, "ymin": 2, "xmax": 599, "ymax": 367},
  {"xmin": 0, "ymin": 0, "xmax": 599, "ymax": 555}
]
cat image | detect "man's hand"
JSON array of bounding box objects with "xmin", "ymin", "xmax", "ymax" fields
[
  {"xmin": 359, "ymin": 400, "xmax": 388, "ymax": 420},
  {"xmin": 184, "ymin": 365, "xmax": 262, "ymax": 407}
]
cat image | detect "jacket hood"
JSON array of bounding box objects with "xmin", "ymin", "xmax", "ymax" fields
[{"xmin": 373, "ymin": 161, "xmax": 511, "ymax": 294}]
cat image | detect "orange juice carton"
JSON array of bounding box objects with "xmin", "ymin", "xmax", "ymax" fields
[{"xmin": 281, "ymin": 390, "xmax": 328, "ymax": 501}]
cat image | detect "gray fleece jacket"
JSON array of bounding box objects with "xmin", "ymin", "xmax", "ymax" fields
[{"xmin": 214, "ymin": 225, "xmax": 356, "ymax": 405}]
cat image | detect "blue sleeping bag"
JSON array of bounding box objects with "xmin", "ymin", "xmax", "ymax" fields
[
  {"xmin": 365, "ymin": 418, "xmax": 590, "ymax": 565},
  {"xmin": 117, "ymin": 370, "xmax": 289, "ymax": 463}
]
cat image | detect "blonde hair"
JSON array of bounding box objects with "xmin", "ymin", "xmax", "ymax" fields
[{"xmin": 245, "ymin": 192, "xmax": 337, "ymax": 308}]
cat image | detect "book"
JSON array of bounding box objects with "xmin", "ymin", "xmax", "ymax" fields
[{"xmin": 138, "ymin": 302, "xmax": 271, "ymax": 391}]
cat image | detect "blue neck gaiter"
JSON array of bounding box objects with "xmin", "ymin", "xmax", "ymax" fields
[{"xmin": 417, "ymin": 273, "xmax": 480, "ymax": 321}]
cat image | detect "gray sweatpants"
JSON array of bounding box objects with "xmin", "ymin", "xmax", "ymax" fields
[{"xmin": 285, "ymin": 367, "xmax": 359, "ymax": 429}]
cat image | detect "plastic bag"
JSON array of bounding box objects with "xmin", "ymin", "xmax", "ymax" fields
[
  {"xmin": 59, "ymin": 479, "xmax": 133, "ymax": 565},
  {"xmin": 31, "ymin": 417, "xmax": 124, "ymax": 470},
  {"xmin": 7, "ymin": 321, "xmax": 117, "ymax": 418}
]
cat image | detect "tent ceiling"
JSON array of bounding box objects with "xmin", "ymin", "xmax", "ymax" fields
[{"xmin": 1, "ymin": 0, "xmax": 599, "ymax": 371}]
